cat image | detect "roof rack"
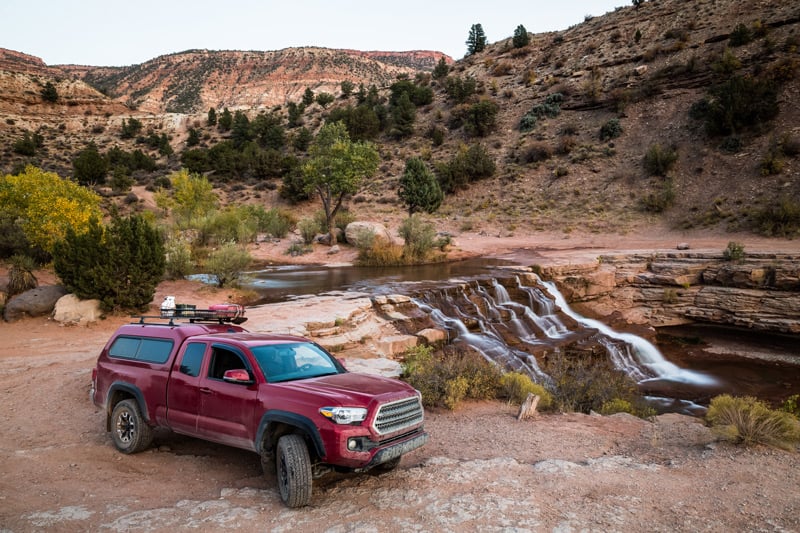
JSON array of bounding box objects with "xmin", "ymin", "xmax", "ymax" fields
[{"xmin": 133, "ymin": 305, "xmax": 247, "ymax": 325}]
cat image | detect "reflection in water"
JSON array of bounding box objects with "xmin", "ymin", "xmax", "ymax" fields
[{"xmin": 241, "ymin": 258, "xmax": 515, "ymax": 304}]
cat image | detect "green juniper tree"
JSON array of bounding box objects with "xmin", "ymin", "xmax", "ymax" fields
[
  {"xmin": 513, "ymin": 24, "xmax": 530, "ymax": 48},
  {"xmin": 433, "ymin": 56, "xmax": 449, "ymax": 79},
  {"xmin": 398, "ymin": 157, "xmax": 443, "ymax": 216}
]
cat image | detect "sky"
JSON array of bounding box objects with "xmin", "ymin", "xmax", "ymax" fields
[{"xmin": 1, "ymin": 1, "xmax": 627, "ymax": 67}]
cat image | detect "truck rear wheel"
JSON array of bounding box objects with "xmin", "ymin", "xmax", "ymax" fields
[
  {"xmin": 276, "ymin": 434, "xmax": 312, "ymax": 507},
  {"xmin": 110, "ymin": 399, "xmax": 154, "ymax": 454}
]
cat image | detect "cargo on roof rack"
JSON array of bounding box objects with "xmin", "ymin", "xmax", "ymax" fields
[{"xmin": 133, "ymin": 303, "xmax": 247, "ymax": 325}]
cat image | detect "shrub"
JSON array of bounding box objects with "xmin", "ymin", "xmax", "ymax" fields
[
  {"xmin": 499, "ymin": 371, "xmax": 553, "ymax": 409},
  {"xmin": 760, "ymin": 145, "xmax": 785, "ymax": 176},
  {"xmin": 443, "ymin": 76, "xmax": 477, "ymax": 104},
  {"xmin": 53, "ymin": 215, "xmax": 165, "ymax": 311},
  {"xmin": 599, "ymin": 118, "xmax": 623, "ymax": 141},
  {"xmin": 753, "ymin": 196, "xmax": 800, "ymax": 237},
  {"xmin": 244, "ymin": 206, "xmax": 294, "ymax": 239},
  {"xmin": 706, "ymin": 394, "xmax": 800, "ymax": 450},
  {"xmin": 0, "ymin": 166, "xmax": 102, "ymax": 255},
  {"xmin": 7, "ymin": 254, "xmax": 38, "ymax": 297},
  {"xmin": 519, "ymin": 93, "xmax": 563, "ymax": 132},
  {"xmin": 722, "ymin": 241, "xmax": 745, "ymax": 261},
  {"xmin": 643, "ymin": 143, "xmax": 678, "ymax": 176},
  {"xmin": 781, "ymin": 394, "xmax": 800, "ymax": 417},
  {"xmin": 599, "ymin": 398, "xmax": 634, "ymax": 415},
  {"xmin": 196, "ymin": 208, "xmax": 259, "ymax": 246},
  {"xmin": 285, "ymin": 242, "xmax": 311, "ymax": 256},
  {"xmin": 355, "ymin": 231, "xmax": 404, "ymax": 266},
  {"xmin": 203, "ymin": 242, "xmax": 251, "ymax": 288},
  {"xmin": 462, "ymin": 99, "xmax": 499, "ymax": 137},
  {"xmin": 297, "ymin": 218, "xmax": 320, "ymax": 245},
  {"xmin": 435, "ymin": 143, "xmax": 496, "ymax": 194},
  {"xmin": 545, "ymin": 347, "xmax": 641, "ymax": 414},
  {"xmin": 164, "ymin": 236, "xmax": 193, "ymax": 280},
  {"xmin": 729, "ymin": 23, "xmax": 753, "ymax": 46},
  {"xmin": 399, "ymin": 214, "xmax": 437, "ymax": 263},
  {"xmin": 401, "ymin": 345, "xmax": 502, "ymax": 410},
  {"xmin": 781, "ymin": 394, "xmax": 800, "ymax": 418},
  {"xmin": 639, "ymin": 178, "xmax": 675, "ymax": 213},
  {"xmin": 702, "ymin": 75, "xmax": 779, "ymax": 136},
  {"xmin": 522, "ymin": 142, "xmax": 553, "ymax": 164}
]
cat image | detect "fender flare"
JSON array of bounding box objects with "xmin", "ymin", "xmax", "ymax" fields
[
  {"xmin": 105, "ymin": 382, "xmax": 149, "ymax": 430},
  {"xmin": 256, "ymin": 410, "xmax": 326, "ymax": 459}
]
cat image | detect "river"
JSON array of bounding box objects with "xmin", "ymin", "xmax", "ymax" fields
[{"xmin": 235, "ymin": 260, "xmax": 800, "ymax": 410}]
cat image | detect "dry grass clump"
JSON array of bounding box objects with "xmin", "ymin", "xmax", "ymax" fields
[{"xmin": 706, "ymin": 394, "xmax": 800, "ymax": 450}]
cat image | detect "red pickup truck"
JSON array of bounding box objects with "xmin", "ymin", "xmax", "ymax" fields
[{"xmin": 90, "ymin": 317, "xmax": 428, "ymax": 507}]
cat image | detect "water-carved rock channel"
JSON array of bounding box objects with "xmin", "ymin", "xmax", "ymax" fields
[{"xmin": 242, "ymin": 252, "xmax": 800, "ymax": 413}]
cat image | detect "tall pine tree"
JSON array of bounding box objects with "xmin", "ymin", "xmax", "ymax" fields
[{"xmin": 466, "ymin": 24, "xmax": 487, "ymax": 56}]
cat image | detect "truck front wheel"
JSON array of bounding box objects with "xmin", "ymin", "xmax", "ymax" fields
[
  {"xmin": 276, "ymin": 434, "xmax": 312, "ymax": 507},
  {"xmin": 110, "ymin": 399, "xmax": 154, "ymax": 454}
]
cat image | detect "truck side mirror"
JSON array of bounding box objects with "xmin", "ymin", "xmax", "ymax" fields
[{"xmin": 223, "ymin": 369, "xmax": 253, "ymax": 384}]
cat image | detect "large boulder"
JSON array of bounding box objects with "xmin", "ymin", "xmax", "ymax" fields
[
  {"xmin": 344, "ymin": 221, "xmax": 394, "ymax": 247},
  {"xmin": 53, "ymin": 294, "xmax": 103, "ymax": 325},
  {"xmin": 3, "ymin": 285, "xmax": 68, "ymax": 322}
]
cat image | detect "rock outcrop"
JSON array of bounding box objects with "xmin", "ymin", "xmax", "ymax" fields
[
  {"xmin": 541, "ymin": 252, "xmax": 800, "ymax": 335},
  {"xmin": 52, "ymin": 294, "xmax": 103, "ymax": 325},
  {"xmin": 3, "ymin": 285, "xmax": 68, "ymax": 322}
]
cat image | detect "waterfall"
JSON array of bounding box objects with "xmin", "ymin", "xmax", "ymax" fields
[
  {"xmin": 540, "ymin": 280, "xmax": 718, "ymax": 386},
  {"xmin": 413, "ymin": 289, "xmax": 552, "ymax": 384},
  {"xmin": 414, "ymin": 276, "xmax": 717, "ymax": 388}
]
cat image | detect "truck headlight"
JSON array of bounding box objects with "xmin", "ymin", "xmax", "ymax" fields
[{"xmin": 319, "ymin": 407, "xmax": 368, "ymax": 425}]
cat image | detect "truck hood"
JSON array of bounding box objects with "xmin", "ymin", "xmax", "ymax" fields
[{"xmin": 280, "ymin": 372, "xmax": 416, "ymax": 406}]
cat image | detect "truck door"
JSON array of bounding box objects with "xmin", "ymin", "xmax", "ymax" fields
[
  {"xmin": 196, "ymin": 344, "xmax": 258, "ymax": 450},
  {"xmin": 165, "ymin": 341, "xmax": 208, "ymax": 436}
]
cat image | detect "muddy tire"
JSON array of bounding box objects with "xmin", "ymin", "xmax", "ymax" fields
[
  {"xmin": 276, "ymin": 434, "xmax": 312, "ymax": 507},
  {"xmin": 110, "ymin": 399, "xmax": 154, "ymax": 454}
]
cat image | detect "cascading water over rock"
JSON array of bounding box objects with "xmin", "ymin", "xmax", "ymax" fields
[{"xmin": 414, "ymin": 274, "xmax": 717, "ymax": 388}]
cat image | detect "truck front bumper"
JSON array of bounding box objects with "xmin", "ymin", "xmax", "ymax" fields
[{"xmin": 365, "ymin": 431, "xmax": 429, "ymax": 469}]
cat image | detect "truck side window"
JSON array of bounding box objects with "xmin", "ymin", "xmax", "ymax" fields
[
  {"xmin": 209, "ymin": 347, "xmax": 248, "ymax": 380},
  {"xmin": 179, "ymin": 343, "xmax": 206, "ymax": 377}
]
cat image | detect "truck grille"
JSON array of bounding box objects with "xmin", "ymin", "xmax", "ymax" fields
[{"xmin": 373, "ymin": 396, "xmax": 424, "ymax": 436}]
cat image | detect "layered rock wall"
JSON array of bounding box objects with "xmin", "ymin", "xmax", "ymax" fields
[{"xmin": 542, "ymin": 252, "xmax": 800, "ymax": 335}]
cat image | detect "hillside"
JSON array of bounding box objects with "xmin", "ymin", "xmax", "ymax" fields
[
  {"xmin": 0, "ymin": 0, "xmax": 798, "ymax": 238},
  {"xmin": 58, "ymin": 48, "xmax": 449, "ymax": 113}
]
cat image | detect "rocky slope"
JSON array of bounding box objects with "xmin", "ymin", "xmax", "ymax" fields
[
  {"xmin": 1, "ymin": 0, "xmax": 798, "ymax": 236},
  {"xmin": 16, "ymin": 47, "xmax": 451, "ymax": 114}
]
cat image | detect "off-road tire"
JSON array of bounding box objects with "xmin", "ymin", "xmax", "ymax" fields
[
  {"xmin": 276, "ymin": 434, "xmax": 312, "ymax": 507},
  {"xmin": 110, "ymin": 399, "xmax": 154, "ymax": 454}
]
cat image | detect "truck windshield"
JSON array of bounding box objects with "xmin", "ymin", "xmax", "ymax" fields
[{"xmin": 252, "ymin": 342, "xmax": 345, "ymax": 383}]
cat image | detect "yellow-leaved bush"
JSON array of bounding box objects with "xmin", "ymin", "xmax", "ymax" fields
[{"xmin": 0, "ymin": 165, "xmax": 102, "ymax": 253}]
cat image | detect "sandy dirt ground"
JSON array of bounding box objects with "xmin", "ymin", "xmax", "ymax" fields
[{"xmin": 1, "ymin": 227, "xmax": 799, "ymax": 532}]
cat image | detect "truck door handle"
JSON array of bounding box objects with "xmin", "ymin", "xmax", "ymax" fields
[{"xmin": 200, "ymin": 388, "xmax": 213, "ymax": 394}]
